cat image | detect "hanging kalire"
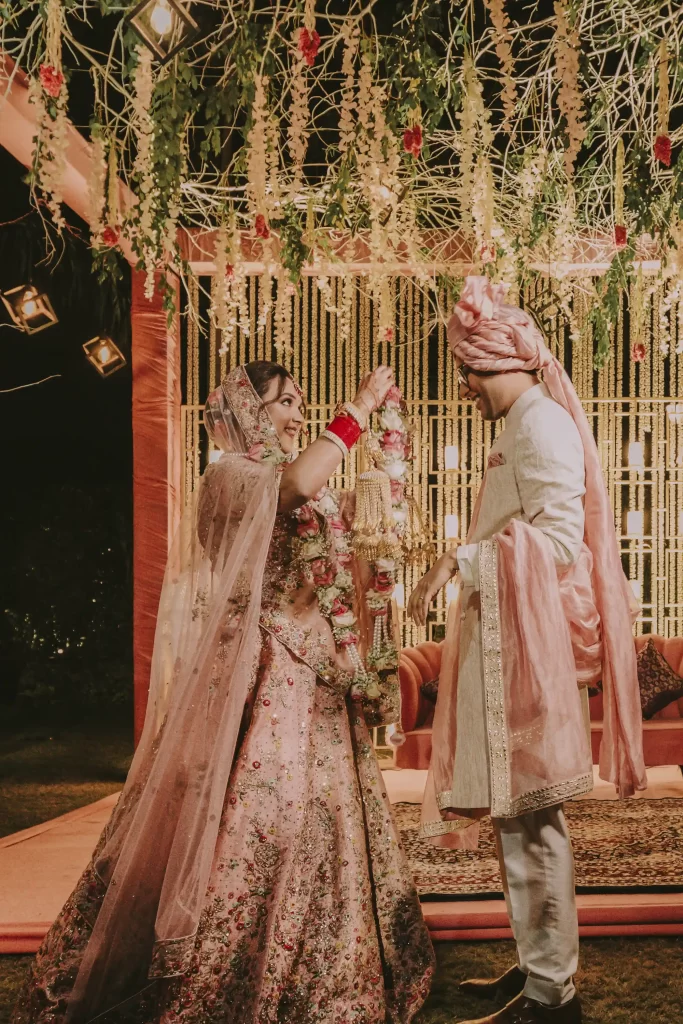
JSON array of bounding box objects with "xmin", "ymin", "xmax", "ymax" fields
[{"xmin": 126, "ymin": 0, "xmax": 200, "ymax": 64}]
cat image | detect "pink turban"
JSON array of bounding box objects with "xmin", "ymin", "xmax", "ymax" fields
[
  {"xmin": 447, "ymin": 276, "xmax": 552, "ymax": 372},
  {"xmin": 447, "ymin": 276, "xmax": 646, "ymax": 799}
]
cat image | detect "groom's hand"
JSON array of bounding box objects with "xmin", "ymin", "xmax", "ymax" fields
[{"xmin": 407, "ymin": 551, "xmax": 459, "ymax": 626}]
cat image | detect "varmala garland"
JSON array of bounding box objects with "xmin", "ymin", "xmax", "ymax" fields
[{"xmin": 287, "ymin": 386, "xmax": 414, "ymax": 741}]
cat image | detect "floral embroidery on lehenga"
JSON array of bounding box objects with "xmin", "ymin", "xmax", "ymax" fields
[{"xmin": 13, "ymin": 502, "xmax": 434, "ymax": 1024}]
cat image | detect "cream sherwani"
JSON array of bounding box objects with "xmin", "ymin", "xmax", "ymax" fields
[
  {"xmin": 451, "ymin": 382, "xmax": 591, "ymax": 810},
  {"xmin": 450, "ymin": 382, "xmax": 592, "ymax": 1007}
]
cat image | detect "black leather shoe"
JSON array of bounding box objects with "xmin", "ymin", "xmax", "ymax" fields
[
  {"xmin": 458, "ymin": 993, "xmax": 582, "ymax": 1024},
  {"xmin": 459, "ymin": 964, "xmax": 527, "ymax": 1002}
]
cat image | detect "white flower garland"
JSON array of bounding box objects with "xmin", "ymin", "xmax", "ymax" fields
[
  {"xmin": 88, "ymin": 129, "xmax": 107, "ymax": 245},
  {"xmin": 338, "ymin": 21, "xmax": 359, "ymax": 158}
]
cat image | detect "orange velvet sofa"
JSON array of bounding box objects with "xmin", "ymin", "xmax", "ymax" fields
[{"xmin": 396, "ymin": 635, "xmax": 683, "ymax": 771}]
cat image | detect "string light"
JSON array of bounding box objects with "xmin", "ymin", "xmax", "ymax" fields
[
  {"xmin": 1, "ymin": 284, "xmax": 58, "ymax": 334},
  {"xmin": 127, "ymin": 0, "xmax": 200, "ymax": 65}
]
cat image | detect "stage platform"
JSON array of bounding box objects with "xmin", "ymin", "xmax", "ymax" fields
[{"xmin": 1, "ymin": 768, "xmax": 682, "ymax": 953}]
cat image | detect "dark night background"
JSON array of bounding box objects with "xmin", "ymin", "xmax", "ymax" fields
[{"xmin": 0, "ymin": 144, "xmax": 133, "ymax": 727}]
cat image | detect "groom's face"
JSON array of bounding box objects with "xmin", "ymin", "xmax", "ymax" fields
[{"xmin": 456, "ymin": 361, "xmax": 508, "ymax": 421}]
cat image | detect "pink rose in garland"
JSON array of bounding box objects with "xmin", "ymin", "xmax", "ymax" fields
[
  {"xmin": 383, "ymin": 385, "xmax": 402, "ymax": 407},
  {"xmin": 403, "ymin": 125, "xmax": 423, "ymax": 158},
  {"xmin": 298, "ymin": 27, "xmax": 320, "ymax": 66},
  {"xmin": 631, "ymin": 343, "xmax": 646, "ymax": 363},
  {"xmin": 310, "ymin": 558, "xmax": 335, "ymax": 586},
  {"xmin": 654, "ymin": 135, "xmax": 672, "ymax": 167},
  {"xmin": 39, "ymin": 64, "xmax": 64, "ymax": 99}
]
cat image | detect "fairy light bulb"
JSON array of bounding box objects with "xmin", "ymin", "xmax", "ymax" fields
[
  {"xmin": 98, "ymin": 344, "xmax": 111, "ymax": 364},
  {"xmin": 21, "ymin": 290, "xmax": 38, "ymax": 317},
  {"xmin": 149, "ymin": 0, "xmax": 174, "ymax": 37}
]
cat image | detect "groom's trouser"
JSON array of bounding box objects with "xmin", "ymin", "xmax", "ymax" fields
[{"xmin": 492, "ymin": 803, "xmax": 578, "ymax": 1007}]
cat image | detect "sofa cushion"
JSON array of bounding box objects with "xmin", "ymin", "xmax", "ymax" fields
[{"xmin": 637, "ymin": 638, "xmax": 683, "ymax": 719}]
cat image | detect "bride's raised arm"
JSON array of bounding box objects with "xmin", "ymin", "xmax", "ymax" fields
[{"xmin": 278, "ymin": 365, "xmax": 395, "ymax": 511}]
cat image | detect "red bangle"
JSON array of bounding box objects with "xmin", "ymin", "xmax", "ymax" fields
[{"xmin": 322, "ymin": 414, "xmax": 362, "ymax": 455}]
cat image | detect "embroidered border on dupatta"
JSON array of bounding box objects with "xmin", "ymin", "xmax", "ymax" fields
[{"xmin": 479, "ymin": 539, "xmax": 512, "ymax": 818}]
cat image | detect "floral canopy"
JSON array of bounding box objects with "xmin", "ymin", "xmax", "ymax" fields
[{"xmin": 2, "ymin": 0, "xmax": 683, "ymax": 363}]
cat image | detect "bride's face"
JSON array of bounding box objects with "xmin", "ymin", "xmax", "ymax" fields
[{"xmin": 262, "ymin": 377, "xmax": 305, "ymax": 454}]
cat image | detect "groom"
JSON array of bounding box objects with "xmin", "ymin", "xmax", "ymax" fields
[{"xmin": 408, "ymin": 278, "xmax": 646, "ymax": 1024}]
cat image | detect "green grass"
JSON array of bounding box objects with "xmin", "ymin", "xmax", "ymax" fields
[
  {"xmin": 0, "ymin": 719, "xmax": 133, "ymax": 838},
  {"xmin": 2, "ymin": 938, "xmax": 682, "ymax": 1023},
  {"xmin": 416, "ymin": 937, "xmax": 683, "ymax": 1022}
]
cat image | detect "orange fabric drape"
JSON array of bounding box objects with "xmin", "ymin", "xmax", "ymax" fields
[{"xmin": 132, "ymin": 270, "xmax": 181, "ymax": 743}]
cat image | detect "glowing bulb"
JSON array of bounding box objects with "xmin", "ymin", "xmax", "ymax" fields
[
  {"xmin": 393, "ymin": 583, "xmax": 405, "ymax": 608},
  {"xmin": 445, "ymin": 514, "xmax": 460, "ymax": 539},
  {"xmin": 98, "ymin": 345, "xmax": 111, "ymax": 364},
  {"xmin": 20, "ymin": 289, "xmax": 39, "ymax": 317},
  {"xmin": 444, "ymin": 445, "xmax": 460, "ymax": 470},
  {"xmin": 149, "ymin": 0, "xmax": 174, "ymax": 37}
]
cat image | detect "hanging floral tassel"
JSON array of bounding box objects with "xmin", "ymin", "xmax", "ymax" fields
[
  {"xmin": 88, "ymin": 126, "xmax": 107, "ymax": 246},
  {"xmin": 553, "ymin": 0, "xmax": 586, "ymax": 178},
  {"xmin": 614, "ymin": 138, "xmax": 627, "ymax": 249},
  {"xmin": 655, "ymin": 40, "xmax": 671, "ymax": 167},
  {"xmin": 483, "ymin": 0, "xmax": 518, "ymax": 131},
  {"xmin": 31, "ymin": 0, "xmax": 69, "ymax": 229}
]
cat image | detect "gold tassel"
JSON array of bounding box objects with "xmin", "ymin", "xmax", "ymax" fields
[{"xmin": 352, "ymin": 469, "xmax": 399, "ymax": 561}]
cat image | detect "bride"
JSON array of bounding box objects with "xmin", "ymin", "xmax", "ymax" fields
[{"xmin": 14, "ymin": 361, "xmax": 434, "ymax": 1024}]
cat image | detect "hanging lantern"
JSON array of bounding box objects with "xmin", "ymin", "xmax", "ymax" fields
[
  {"xmin": 126, "ymin": 0, "xmax": 200, "ymax": 65},
  {"xmin": 1, "ymin": 284, "xmax": 58, "ymax": 334},
  {"xmin": 83, "ymin": 335, "xmax": 127, "ymax": 377}
]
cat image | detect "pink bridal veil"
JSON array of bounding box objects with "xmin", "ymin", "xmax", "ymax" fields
[{"xmin": 66, "ymin": 367, "xmax": 283, "ymax": 1022}]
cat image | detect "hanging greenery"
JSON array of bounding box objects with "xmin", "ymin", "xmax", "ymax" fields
[{"xmin": 2, "ymin": 0, "xmax": 683, "ymax": 364}]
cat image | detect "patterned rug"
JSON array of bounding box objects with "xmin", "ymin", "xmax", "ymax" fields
[{"xmin": 394, "ymin": 799, "xmax": 683, "ymax": 898}]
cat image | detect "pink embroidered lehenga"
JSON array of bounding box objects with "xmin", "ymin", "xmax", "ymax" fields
[{"xmin": 14, "ymin": 367, "xmax": 434, "ymax": 1024}]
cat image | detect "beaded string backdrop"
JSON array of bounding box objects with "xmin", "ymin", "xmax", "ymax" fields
[{"xmin": 182, "ymin": 271, "xmax": 683, "ymax": 646}]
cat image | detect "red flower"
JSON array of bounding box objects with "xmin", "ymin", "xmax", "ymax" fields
[
  {"xmin": 614, "ymin": 225, "xmax": 627, "ymax": 249},
  {"xmin": 371, "ymin": 574, "xmax": 394, "ymax": 595},
  {"xmin": 296, "ymin": 517, "xmax": 319, "ymax": 537},
  {"xmin": 39, "ymin": 64, "xmax": 64, "ymax": 99},
  {"xmin": 254, "ymin": 213, "xmax": 270, "ymax": 239},
  {"xmin": 225, "ymin": 264, "xmax": 234, "ymax": 280},
  {"xmin": 101, "ymin": 226, "xmax": 119, "ymax": 248},
  {"xmin": 382, "ymin": 430, "xmax": 404, "ymax": 447},
  {"xmin": 390, "ymin": 480, "xmax": 404, "ymax": 501},
  {"xmin": 383, "ymin": 326, "xmax": 394, "ymax": 342},
  {"xmin": 298, "ymin": 27, "xmax": 321, "ymax": 67},
  {"xmin": 654, "ymin": 134, "xmax": 672, "ymax": 167},
  {"xmin": 331, "ymin": 598, "xmax": 349, "ymax": 617},
  {"xmin": 403, "ymin": 125, "xmax": 423, "ymax": 158},
  {"xmin": 631, "ymin": 343, "xmax": 647, "ymax": 363}
]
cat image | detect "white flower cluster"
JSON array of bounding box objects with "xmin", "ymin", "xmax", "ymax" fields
[
  {"xmin": 456, "ymin": 58, "xmax": 493, "ymax": 236},
  {"xmin": 87, "ymin": 132, "xmax": 107, "ymax": 245},
  {"xmin": 247, "ymin": 73, "xmax": 270, "ymax": 220},
  {"xmin": 132, "ymin": 46, "xmax": 158, "ymax": 297}
]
